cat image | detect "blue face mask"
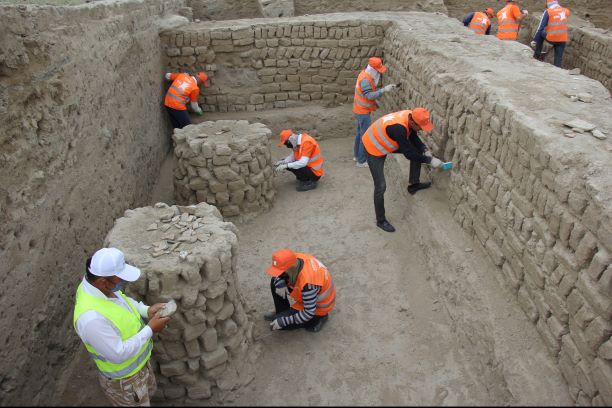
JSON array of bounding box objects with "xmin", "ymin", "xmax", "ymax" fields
[{"xmin": 109, "ymin": 280, "xmax": 125, "ymax": 293}]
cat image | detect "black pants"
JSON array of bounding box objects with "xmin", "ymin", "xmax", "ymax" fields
[
  {"xmin": 166, "ymin": 106, "xmax": 191, "ymax": 129},
  {"xmin": 270, "ymin": 279, "xmax": 323, "ymax": 330},
  {"xmin": 366, "ymin": 151, "xmax": 422, "ymax": 223},
  {"xmin": 287, "ymin": 166, "xmax": 321, "ymax": 182}
]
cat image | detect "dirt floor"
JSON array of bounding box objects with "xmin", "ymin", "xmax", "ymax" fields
[{"xmin": 56, "ymin": 133, "xmax": 572, "ymax": 405}]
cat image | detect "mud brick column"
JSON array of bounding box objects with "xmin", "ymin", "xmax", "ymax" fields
[
  {"xmin": 104, "ymin": 202, "xmax": 258, "ymax": 402},
  {"xmin": 173, "ymin": 120, "xmax": 275, "ymax": 220}
]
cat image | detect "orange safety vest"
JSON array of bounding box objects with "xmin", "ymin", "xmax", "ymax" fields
[
  {"xmin": 361, "ymin": 110, "xmax": 412, "ymax": 156},
  {"xmin": 289, "ymin": 253, "xmax": 336, "ymax": 316},
  {"xmin": 496, "ymin": 4, "xmax": 521, "ymax": 40},
  {"xmin": 352, "ymin": 70, "xmax": 378, "ymax": 114},
  {"xmin": 469, "ymin": 11, "xmax": 491, "ymax": 35},
  {"xmin": 164, "ymin": 73, "xmax": 200, "ymax": 110},
  {"xmin": 294, "ymin": 133, "xmax": 324, "ymax": 177},
  {"xmin": 545, "ymin": 7, "xmax": 570, "ymax": 43}
]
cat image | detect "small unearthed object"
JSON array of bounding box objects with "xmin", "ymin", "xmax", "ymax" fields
[
  {"xmin": 141, "ymin": 244, "xmax": 152, "ymax": 250},
  {"xmin": 569, "ymin": 68, "xmax": 581, "ymax": 75},
  {"xmin": 179, "ymin": 250, "xmax": 190, "ymax": 261},
  {"xmin": 577, "ymin": 93, "xmax": 593, "ymax": 103},
  {"xmin": 592, "ymin": 129, "xmax": 607, "ymax": 140},
  {"xmin": 156, "ymin": 300, "xmax": 177, "ymax": 318},
  {"xmin": 569, "ymin": 95, "xmax": 578, "ymax": 102},
  {"xmin": 563, "ymin": 119, "xmax": 596, "ymax": 132},
  {"xmin": 564, "ymin": 132, "xmax": 576, "ymax": 138},
  {"xmin": 146, "ymin": 223, "xmax": 158, "ymax": 231},
  {"xmin": 464, "ymin": 247, "xmax": 473, "ymax": 252},
  {"xmin": 441, "ymin": 162, "xmax": 453, "ymax": 171}
]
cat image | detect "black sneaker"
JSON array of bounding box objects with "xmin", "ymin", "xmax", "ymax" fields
[
  {"xmin": 305, "ymin": 315, "xmax": 328, "ymax": 332},
  {"xmin": 407, "ymin": 181, "xmax": 432, "ymax": 195},
  {"xmin": 296, "ymin": 180, "xmax": 317, "ymax": 192},
  {"xmin": 376, "ymin": 220, "xmax": 396, "ymax": 232},
  {"xmin": 263, "ymin": 311, "xmax": 277, "ymax": 321}
]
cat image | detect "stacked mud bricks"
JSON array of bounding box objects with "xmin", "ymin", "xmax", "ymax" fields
[
  {"xmin": 161, "ymin": 19, "xmax": 386, "ymax": 112},
  {"xmin": 105, "ymin": 202, "xmax": 256, "ymax": 402},
  {"xmin": 382, "ymin": 19, "xmax": 612, "ymax": 405},
  {"xmin": 520, "ymin": 16, "xmax": 612, "ymax": 92},
  {"xmin": 173, "ymin": 120, "xmax": 275, "ymax": 220}
]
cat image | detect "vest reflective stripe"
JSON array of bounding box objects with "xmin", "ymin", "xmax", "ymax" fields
[
  {"xmin": 290, "ymin": 253, "xmax": 336, "ymax": 316},
  {"xmin": 169, "ymin": 85, "xmax": 189, "ymax": 104},
  {"xmin": 353, "ymin": 70, "xmax": 378, "ymax": 114},
  {"xmin": 73, "ymin": 283, "xmax": 152, "ymax": 380},
  {"xmin": 294, "ymin": 134, "xmax": 324, "ymax": 177},
  {"xmin": 164, "ymin": 74, "xmax": 199, "ymax": 110},
  {"xmin": 469, "ymin": 12, "xmax": 490, "ymax": 35},
  {"xmin": 545, "ymin": 7, "xmax": 569, "ymax": 42},
  {"xmin": 362, "ymin": 111, "xmax": 410, "ymax": 156}
]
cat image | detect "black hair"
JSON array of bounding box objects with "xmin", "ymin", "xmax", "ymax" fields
[{"xmin": 85, "ymin": 256, "xmax": 102, "ymax": 282}]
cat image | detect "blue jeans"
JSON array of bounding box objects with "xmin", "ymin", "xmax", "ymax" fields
[
  {"xmin": 354, "ymin": 113, "xmax": 371, "ymax": 164},
  {"xmin": 534, "ymin": 38, "xmax": 566, "ymax": 68}
]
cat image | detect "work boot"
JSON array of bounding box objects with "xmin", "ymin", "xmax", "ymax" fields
[
  {"xmin": 376, "ymin": 220, "xmax": 395, "ymax": 233},
  {"xmin": 296, "ymin": 180, "xmax": 317, "ymax": 192},
  {"xmin": 305, "ymin": 315, "xmax": 328, "ymax": 332},
  {"xmin": 263, "ymin": 311, "xmax": 277, "ymax": 321},
  {"xmin": 407, "ymin": 181, "xmax": 432, "ymax": 195}
]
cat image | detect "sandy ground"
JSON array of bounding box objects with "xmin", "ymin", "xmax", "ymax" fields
[{"xmin": 56, "ymin": 136, "xmax": 572, "ymax": 406}]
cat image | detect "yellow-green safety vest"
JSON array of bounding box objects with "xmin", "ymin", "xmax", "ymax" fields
[{"xmin": 73, "ymin": 282, "xmax": 153, "ymax": 380}]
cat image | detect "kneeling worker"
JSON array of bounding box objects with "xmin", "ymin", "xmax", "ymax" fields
[
  {"xmin": 74, "ymin": 247, "xmax": 171, "ymax": 406},
  {"xmin": 163, "ymin": 71, "xmax": 210, "ymax": 129},
  {"xmin": 273, "ymin": 129, "xmax": 324, "ymax": 192},
  {"xmin": 264, "ymin": 248, "xmax": 336, "ymax": 333},
  {"xmin": 363, "ymin": 107, "xmax": 446, "ymax": 233}
]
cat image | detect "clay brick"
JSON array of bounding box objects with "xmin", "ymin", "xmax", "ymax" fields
[
  {"xmin": 587, "ymin": 249, "xmax": 611, "ymax": 281},
  {"xmin": 591, "ymin": 359, "xmax": 612, "ymax": 404},
  {"xmin": 201, "ymin": 347, "xmax": 228, "ymax": 369}
]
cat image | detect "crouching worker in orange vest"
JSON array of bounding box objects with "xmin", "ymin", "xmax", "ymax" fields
[
  {"xmin": 362, "ymin": 108, "xmax": 445, "ymax": 233},
  {"xmin": 273, "ymin": 129, "xmax": 324, "ymax": 192},
  {"xmin": 264, "ymin": 249, "xmax": 336, "ymax": 333},
  {"xmin": 73, "ymin": 248, "xmax": 171, "ymax": 406},
  {"xmin": 163, "ymin": 71, "xmax": 210, "ymax": 129},
  {"xmin": 463, "ymin": 8, "xmax": 495, "ymax": 35}
]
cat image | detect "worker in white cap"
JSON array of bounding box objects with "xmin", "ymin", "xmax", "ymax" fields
[{"xmin": 73, "ymin": 247, "xmax": 171, "ymax": 406}]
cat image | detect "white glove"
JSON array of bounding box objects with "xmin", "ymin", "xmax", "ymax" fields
[
  {"xmin": 274, "ymin": 160, "xmax": 285, "ymax": 166},
  {"xmin": 274, "ymin": 163, "xmax": 288, "ymax": 174},
  {"xmin": 383, "ymin": 84, "xmax": 396, "ymax": 93},
  {"xmin": 275, "ymin": 285, "xmax": 288, "ymax": 299},
  {"xmin": 429, "ymin": 157, "xmax": 443, "ymax": 169},
  {"xmin": 522, "ymin": 9, "xmax": 528, "ymax": 15},
  {"xmin": 530, "ymin": 41, "xmax": 537, "ymax": 48},
  {"xmin": 164, "ymin": 73, "xmax": 172, "ymax": 80},
  {"xmin": 270, "ymin": 319, "xmax": 282, "ymax": 331},
  {"xmin": 423, "ymin": 150, "xmax": 432, "ymax": 158}
]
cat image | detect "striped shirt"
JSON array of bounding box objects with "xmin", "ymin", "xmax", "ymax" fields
[{"xmin": 279, "ymin": 284, "xmax": 320, "ymax": 327}]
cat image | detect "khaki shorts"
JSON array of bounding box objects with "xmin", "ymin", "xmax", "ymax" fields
[{"xmin": 98, "ymin": 361, "xmax": 157, "ymax": 407}]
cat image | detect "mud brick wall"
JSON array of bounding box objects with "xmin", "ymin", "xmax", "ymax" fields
[
  {"xmin": 173, "ymin": 120, "xmax": 275, "ymax": 219},
  {"xmin": 160, "ymin": 15, "xmax": 388, "ymax": 113},
  {"xmin": 0, "ymin": 0, "xmax": 184, "ymax": 404},
  {"xmin": 519, "ymin": 15, "xmax": 612, "ymax": 93},
  {"xmin": 105, "ymin": 203, "xmax": 257, "ymax": 402},
  {"xmin": 380, "ymin": 13, "xmax": 612, "ymax": 405}
]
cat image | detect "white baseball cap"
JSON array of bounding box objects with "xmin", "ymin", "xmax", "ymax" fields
[{"xmin": 89, "ymin": 247, "xmax": 141, "ymax": 282}]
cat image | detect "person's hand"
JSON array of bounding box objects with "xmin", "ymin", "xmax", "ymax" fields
[
  {"xmin": 147, "ymin": 303, "xmax": 166, "ymax": 319},
  {"xmin": 530, "ymin": 41, "xmax": 537, "ymax": 48},
  {"xmin": 383, "ymin": 84, "xmax": 396, "ymax": 93},
  {"xmin": 270, "ymin": 319, "xmax": 282, "ymax": 331},
  {"xmin": 195, "ymin": 109, "xmax": 203, "ymax": 116},
  {"xmin": 522, "ymin": 9, "xmax": 528, "ymax": 15},
  {"xmin": 274, "ymin": 160, "xmax": 285, "ymax": 166},
  {"xmin": 423, "ymin": 150, "xmax": 432, "ymax": 158},
  {"xmin": 429, "ymin": 157, "xmax": 443, "ymax": 169},
  {"xmin": 148, "ymin": 315, "xmax": 171, "ymax": 333},
  {"xmin": 274, "ymin": 163, "xmax": 288, "ymax": 174}
]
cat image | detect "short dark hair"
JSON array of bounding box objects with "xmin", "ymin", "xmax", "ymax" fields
[{"xmin": 85, "ymin": 256, "xmax": 102, "ymax": 282}]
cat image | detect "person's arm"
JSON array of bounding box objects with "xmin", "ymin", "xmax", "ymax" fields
[
  {"xmin": 533, "ymin": 10, "xmax": 548, "ymax": 42},
  {"xmin": 282, "ymin": 153, "xmax": 297, "ymax": 164},
  {"xmin": 165, "ymin": 73, "xmax": 178, "ymax": 81},
  {"xmin": 76, "ymin": 312, "xmax": 152, "ymax": 364},
  {"xmin": 278, "ymin": 284, "xmax": 320, "ymax": 328},
  {"xmin": 360, "ymin": 78, "xmax": 385, "ymax": 100},
  {"xmin": 127, "ymin": 298, "xmax": 150, "ymax": 318},
  {"xmin": 387, "ymin": 124, "xmax": 431, "ymax": 164},
  {"xmin": 485, "ymin": 24, "xmax": 491, "ymax": 35},
  {"xmin": 287, "ymin": 142, "xmax": 315, "ymax": 169},
  {"xmin": 463, "ymin": 12, "xmax": 475, "ymax": 26},
  {"xmin": 515, "ymin": 6, "xmax": 527, "ymax": 23}
]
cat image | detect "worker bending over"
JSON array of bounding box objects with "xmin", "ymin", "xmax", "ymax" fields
[
  {"xmin": 73, "ymin": 248, "xmax": 171, "ymax": 406},
  {"xmin": 353, "ymin": 57, "xmax": 397, "ymax": 168},
  {"xmin": 163, "ymin": 71, "xmax": 210, "ymax": 129},
  {"xmin": 274, "ymin": 129, "xmax": 324, "ymax": 192},
  {"xmin": 363, "ymin": 108, "xmax": 445, "ymax": 233},
  {"xmin": 463, "ymin": 8, "xmax": 495, "ymax": 35},
  {"xmin": 496, "ymin": 0, "xmax": 529, "ymax": 41},
  {"xmin": 531, "ymin": 0, "xmax": 570, "ymax": 67},
  {"xmin": 264, "ymin": 248, "xmax": 336, "ymax": 333}
]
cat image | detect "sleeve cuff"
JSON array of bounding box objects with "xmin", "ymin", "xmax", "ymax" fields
[{"xmin": 140, "ymin": 325, "xmax": 153, "ymax": 339}]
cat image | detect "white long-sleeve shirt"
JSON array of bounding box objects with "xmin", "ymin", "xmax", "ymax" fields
[
  {"xmin": 75, "ymin": 278, "xmax": 152, "ymax": 364},
  {"xmin": 282, "ymin": 134, "xmax": 310, "ymax": 169}
]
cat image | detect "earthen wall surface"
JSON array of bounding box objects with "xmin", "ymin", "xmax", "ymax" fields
[
  {"xmin": 0, "ymin": 0, "xmax": 183, "ymax": 404},
  {"xmin": 380, "ymin": 14, "xmax": 612, "ymax": 404}
]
